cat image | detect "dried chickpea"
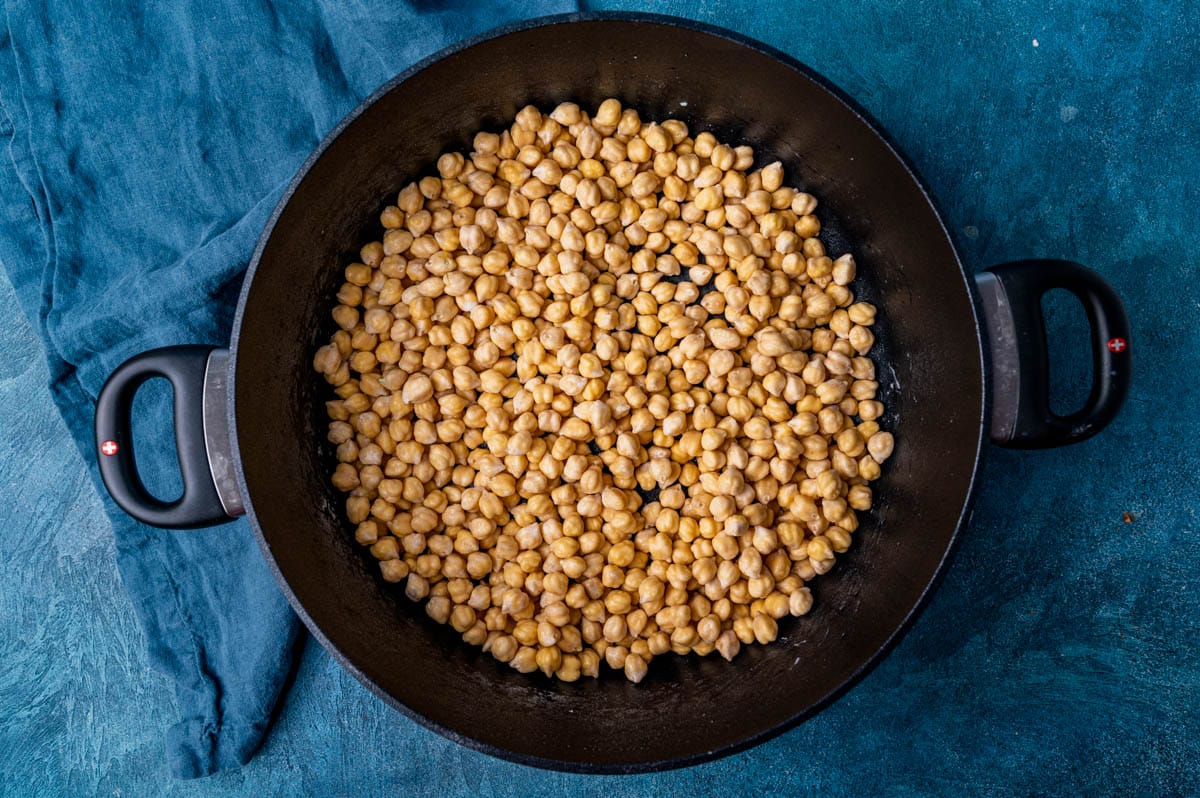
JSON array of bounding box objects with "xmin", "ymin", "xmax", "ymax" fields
[{"xmin": 316, "ymin": 100, "xmax": 892, "ymax": 684}]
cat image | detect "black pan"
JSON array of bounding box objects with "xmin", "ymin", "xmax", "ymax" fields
[{"xmin": 93, "ymin": 13, "xmax": 1131, "ymax": 773}]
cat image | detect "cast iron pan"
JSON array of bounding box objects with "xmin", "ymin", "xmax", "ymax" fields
[{"xmin": 93, "ymin": 13, "xmax": 1131, "ymax": 772}]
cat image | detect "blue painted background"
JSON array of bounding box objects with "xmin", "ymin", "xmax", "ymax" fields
[{"xmin": 2, "ymin": 0, "xmax": 1197, "ymax": 795}]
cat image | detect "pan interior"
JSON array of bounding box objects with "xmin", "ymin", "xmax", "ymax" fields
[{"xmin": 232, "ymin": 16, "xmax": 984, "ymax": 771}]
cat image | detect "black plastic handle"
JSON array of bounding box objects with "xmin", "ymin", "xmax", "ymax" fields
[
  {"xmin": 977, "ymin": 259, "xmax": 1131, "ymax": 448},
  {"xmin": 94, "ymin": 345, "xmax": 231, "ymax": 528}
]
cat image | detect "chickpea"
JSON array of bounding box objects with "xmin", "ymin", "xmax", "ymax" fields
[
  {"xmin": 789, "ymin": 588, "xmax": 814, "ymax": 616},
  {"xmin": 317, "ymin": 100, "xmax": 893, "ymax": 683},
  {"xmin": 867, "ymin": 431, "xmax": 895, "ymax": 463}
]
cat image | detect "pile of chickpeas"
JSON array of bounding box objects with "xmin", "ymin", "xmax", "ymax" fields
[{"xmin": 313, "ymin": 99, "xmax": 894, "ymax": 684}]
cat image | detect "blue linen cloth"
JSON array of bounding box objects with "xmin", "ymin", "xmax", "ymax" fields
[{"xmin": 0, "ymin": 0, "xmax": 575, "ymax": 779}]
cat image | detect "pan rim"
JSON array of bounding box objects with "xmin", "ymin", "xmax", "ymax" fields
[{"xmin": 228, "ymin": 10, "xmax": 990, "ymax": 775}]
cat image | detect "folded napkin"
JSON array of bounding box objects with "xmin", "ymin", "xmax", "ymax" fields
[{"xmin": 0, "ymin": 0, "xmax": 575, "ymax": 778}]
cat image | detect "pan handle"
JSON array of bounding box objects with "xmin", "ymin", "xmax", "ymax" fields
[
  {"xmin": 94, "ymin": 345, "xmax": 244, "ymax": 528},
  {"xmin": 976, "ymin": 260, "xmax": 1131, "ymax": 448}
]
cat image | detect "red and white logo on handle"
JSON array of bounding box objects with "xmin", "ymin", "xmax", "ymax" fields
[
  {"xmin": 1106, "ymin": 337, "xmax": 1127, "ymax": 353},
  {"xmin": 100, "ymin": 440, "xmax": 119, "ymax": 456}
]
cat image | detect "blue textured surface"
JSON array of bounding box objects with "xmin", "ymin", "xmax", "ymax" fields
[{"xmin": 2, "ymin": 1, "xmax": 1198, "ymax": 795}]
